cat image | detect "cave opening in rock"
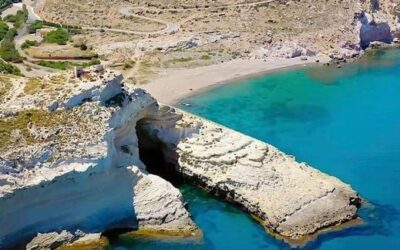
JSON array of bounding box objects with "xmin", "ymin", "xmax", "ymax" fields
[{"xmin": 136, "ymin": 119, "xmax": 183, "ymax": 187}]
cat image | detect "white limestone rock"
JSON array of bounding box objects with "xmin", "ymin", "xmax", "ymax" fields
[
  {"xmin": 26, "ymin": 231, "xmax": 75, "ymax": 250},
  {"xmin": 147, "ymin": 109, "xmax": 362, "ymax": 244},
  {"xmin": 0, "ymin": 70, "xmax": 361, "ymax": 248},
  {"xmin": 134, "ymin": 172, "xmax": 198, "ymax": 233},
  {"xmin": 136, "ymin": 36, "xmax": 199, "ymax": 54},
  {"xmin": 252, "ymin": 42, "xmax": 315, "ymax": 60},
  {"xmin": 26, "ymin": 230, "xmax": 102, "ymax": 250},
  {"xmin": 0, "ymin": 82, "xmax": 197, "ymax": 249}
]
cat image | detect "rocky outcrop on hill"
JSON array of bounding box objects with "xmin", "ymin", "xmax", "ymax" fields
[
  {"xmin": 251, "ymin": 42, "xmax": 316, "ymax": 60},
  {"xmin": 0, "ymin": 71, "xmax": 360, "ymax": 248},
  {"xmin": 358, "ymin": 11, "xmax": 393, "ymax": 48},
  {"xmin": 136, "ymin": 36, "xmax": 200, "ymax": 53},
  {"xmin": 355, "ymin": 0, "xmax": 400, "ymax": 49}
]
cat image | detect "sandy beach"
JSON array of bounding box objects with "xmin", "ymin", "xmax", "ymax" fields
[{"xmin": 140, "ymin": 57, "xmax": 329, "ymax": 105}]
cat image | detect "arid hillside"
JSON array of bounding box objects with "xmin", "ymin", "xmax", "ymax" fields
[{"xmin": 36, "ymin": 0, "xmax": 399, "ymax": 84}]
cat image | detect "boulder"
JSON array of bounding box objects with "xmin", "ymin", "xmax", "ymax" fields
[
  {"xmin": 26, "ymin": 231, "xmax": 74, "ymax": 250},
  {"xmin": 133, "ymin": 172, "xmax": 199, "ymax": 234}
]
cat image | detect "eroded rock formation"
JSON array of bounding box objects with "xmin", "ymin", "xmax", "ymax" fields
[
  {"xmin": 357, "ymin": 0, "xmax": 400, "ymax": 48},
  {"xmin": 0, "ymin": 70, "xmax": 198, "ymax": 249},
  {"xmin": 139, "ymin": 109, "xmax": 362, "ymax": 245},
  {"xmin": 358, "ymin": 11, "xmax": 393, "ymax": 48},
  {"xmin": 0, "ymin": 70, "xmax": 361, "ymax": 249}
]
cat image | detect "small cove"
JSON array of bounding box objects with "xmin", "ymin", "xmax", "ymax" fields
[{"xmin": 113, "ymin": 48, "xmax": 400, "ymax": 250}]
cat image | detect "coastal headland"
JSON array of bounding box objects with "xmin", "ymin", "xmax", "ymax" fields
[
  {"xmin": 0, "ymin": 68, "xmax": 362, "ymax": 249},
  {"xmin": 0, "ymin": 0, "xmax": 399, "ymax": 249}
]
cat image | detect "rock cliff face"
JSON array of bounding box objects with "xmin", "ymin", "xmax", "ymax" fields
[
  {"xmin": 357, "ymin": 0, "xmax": 399, "ymax": 48},
  {"xmin": 0, "ymin": 71, "xmax": 198, "ymax": 249},
  {"xmin": 0, "ymin": 71, "xmax": 360, "ymax": 248},
  {"xmin": 139, "ymin": 109, "xmax": 362, "ymax": 244},
  {"xmin": 133, "ymin": 173, "xmax": 197, "ymax": 233},
  {"xmin": 358, "ymin": 11, "xmax": 394, "ymax": 48}
]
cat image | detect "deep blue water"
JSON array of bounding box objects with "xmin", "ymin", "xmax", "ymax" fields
[{"xmin": 114, "ymin": 49, "xmax": 400, "ymax": 250}]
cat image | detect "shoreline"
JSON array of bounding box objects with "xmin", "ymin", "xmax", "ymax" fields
[{"xmin": 140, "ymin": 56, "xmax": 330, "ymax": 105}]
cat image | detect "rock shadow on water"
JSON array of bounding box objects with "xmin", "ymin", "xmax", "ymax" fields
[
  {"xmin": 305, "ymin": 49, "xmax": 400, "ymax": 86},
  {"xmin": 299, "ymin": 201, "xmax": 400, "ymax": 250},
  {"xmin": 304, "ymin": 65, "xmax": 368, "ymax": 86},
  {"xmin": 262, "ymin": 102, "xmax": 329, "ymax": 126},
  {"xmin": 294, "ymin": 48, "xmax": 390, "ymax": 86}
]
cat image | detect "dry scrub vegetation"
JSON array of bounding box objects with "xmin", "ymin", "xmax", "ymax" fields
[
  {"xmin": 39, "ymin": 0, "xmax": 165, "ymax": 31},
  {"xmin": 37, "ymin": 0, "xmax": 393, "ymax": 84}
]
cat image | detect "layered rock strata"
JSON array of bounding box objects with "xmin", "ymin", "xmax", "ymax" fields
[
  {"xmin": 26, "ymin": 231, "xmax": 105, "ymax": 250},
  {"xmin": 356, "ymin": 0, "xmax": 400, "ymax": 49},
  {"xmin": 358, "ymin": 10, "xmax": 394, "ymax": 48},
  {"xmin": 133, "ymin": 172, "xmax": 198, "ymax": 234},
  {"xmin": 141, "ymin": 109, "xmax": 362, "ymax": 244},
  {"xmin": 0, "ymin": 70, "xmax": 198, "ymax": 249},
  {"xmin": 0, "ymin": 71, "xmax": 360, "ymax": 248}
]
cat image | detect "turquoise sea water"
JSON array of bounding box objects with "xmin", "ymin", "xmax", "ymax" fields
[{"xmin": 114, "ymin": 49, "xmax": 400, "ymax": 250}]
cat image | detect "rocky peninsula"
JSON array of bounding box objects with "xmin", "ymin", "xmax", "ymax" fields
[
  {"xmin": 3, "ymin": 0, "xmax": 400, "ymax": 248},
  {"xmin": 0, "ymin": 68, "xmax": 361, "ymax": 249}
]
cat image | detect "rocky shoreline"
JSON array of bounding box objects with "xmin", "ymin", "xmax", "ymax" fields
[
  {"xmin": 0, "ymin": 0, "xmax": 398, "ymax": 248},
  {"xmin": 162, "ymin": 110, "xmax": 362, "ymax": 244},
  {"xmin": 0, "ymin": 68, "xmax": 362, "ymax": 249},
  {"xmin": 140, "ymin": 2, "xmax": 400, "ymax": 105}
]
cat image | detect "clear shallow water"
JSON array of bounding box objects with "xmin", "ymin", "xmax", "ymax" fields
[{"xmin": 114, "ymin": 49, "xmax": 400, "ymax": 250}]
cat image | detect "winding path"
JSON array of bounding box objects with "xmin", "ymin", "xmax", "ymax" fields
[
  {"xmin": 10, "ymin": 2, "xmax": 60, "ymax": 74},
  {"xmin": 115, "ymin": 7, "xmax": 179, "ymax": 35},
  {"xmin": 13, "ymin": 0, "xmax": 277, "ymax": 75},
  {"xmin": 130, "ymin": 0, "xmax": 275, "ymax": 12},
  {"xmin": 28, "ymin": 0, "xmax": 277, "ymax": 36}
]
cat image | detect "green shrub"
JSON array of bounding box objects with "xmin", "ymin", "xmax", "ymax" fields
[
  {"xmin": 0, "ymin": 0, "xmax": 12, "ymax": 9},
  {"xmin": 4, "ymin": 5, "xmax": 28, "ymax": 29},
  {"xmin": 37, "ymin": 59, "xmax": 101, "ymax": 70},
  {"xmin": 168, "ymin": 57, "xmax": 193, "ymax": 64},
  {"xmin": 123, "ymin": 59, "xmax": 135, "ymax": 69},
  {"xmin": 0, "ymin": 43, "xmax": 22, "ymax": 62},
  {"xmin": 3, "ymin": 14, "xmax": 16, "ymax": 23},
  {"xmin": 200, "ymin": 54, "xmax": 211, "ymax": 60},
  {"xmin": 83, "ymin": 58, "xmax": 101, "ymax": 67},
  {"xmin": 37, "ymin": 61, "xmax": 69, "ymax": 70},
  {"xmin": 21, "ymin": 40, "xmax": 39, "ymax": 49},
  {"xmin": 0, "ymin": 109, "xmax": 71, "ymax": 149},
  {"xmin": 2, "ymin": 27, "xmax": 17, "ymax": 41},
  {"xmin": 42, "ymin": 20, "xmax": 81, "ymax": 30},
  {"xmin": 80, "ymin": 43, "xmax": 88, "ymax": 51},
  {"xmin": 0, "ymin": 59, "xmax": 21, "ymax": 75},
  {"xmin": 73, "ymin": 58, "xmax": 101, "ymax": 68},
  {"xmin": 0, "ymin": 20, "xmax": 9, "ymax": 41},
  {"xmin": 44, "ymin": 28, "xmax": 70, "ymax": 45},
  {"xmin": 28, "ymin": 20, "xmax": 44, "ymax": 34},
  {"xmin": 0, "ymin": 28, "xmax": 22, "ymax": 63}
]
